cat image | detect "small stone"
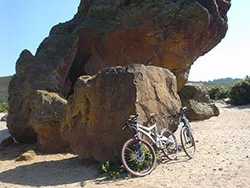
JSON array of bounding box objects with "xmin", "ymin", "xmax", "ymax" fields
[
  {"xmin": 218, "ymin": 168, "xmax": 223, "ymax": 171},
  {"xmin": 16, "ymin": 150, "xmax": 37, "ymax": 161}
]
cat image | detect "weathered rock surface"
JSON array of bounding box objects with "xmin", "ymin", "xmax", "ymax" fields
[
  {"xmin": 7, "ymin": 0, "xmax": 230, "ymax": 156},
  {"xmin": 179, "ymin": 83, "xmax": 219, "ymax": 121},
  {"xmin": 51, "ymin": 0, "xmax": 230, "ymax": 90},
  {"xmin": 7, "ymin": 36, "xmax": 78, "ymax": 143},
  {"xmin": 61, "ymin": 64, "xmax": 181, "ymax": 161},
  {"xmin": 27, "ymin": 90, "xmax": 70, "ymax": 152}
]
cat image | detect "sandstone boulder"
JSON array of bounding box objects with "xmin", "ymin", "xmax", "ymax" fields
[
  {"xmin": 61, "ymin": 64, "xmax": 181, "ymax": 161},
  {"xmin": 7, "ymin": 36, "xmax": 78, "ymax": 143},
  {"xmin": 27, "ymin": 90, "xmax": 70, "ymax": 152},
  {"xmin": 179, "ymin": 83, "xmax": 219, "ymax": 121}
]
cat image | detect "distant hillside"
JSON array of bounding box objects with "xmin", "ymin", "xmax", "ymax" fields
[
  {"xmin": 189, "ymin": 77, "xmax": 243, "ymax": 87},
  {"xmin": 0, "ymin": 76, "xmax": 12, "ymax": 102}
]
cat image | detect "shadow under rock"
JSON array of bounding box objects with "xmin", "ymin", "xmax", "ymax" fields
[
  {"xmin": 0, "ymin": 156, "xmax": 100, "ymax": 186},
  {"xmin": 0, "ymin": 143, "xmax": 36, "ymax": 161}
]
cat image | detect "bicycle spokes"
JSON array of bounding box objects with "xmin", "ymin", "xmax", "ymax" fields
[
  {"xmin": 180, "ymin": 127, "xmax": 195, "ymax": 158},
  {"xmin": 121, "ymin": 138, "xmax": 156, "ymax": 176}
]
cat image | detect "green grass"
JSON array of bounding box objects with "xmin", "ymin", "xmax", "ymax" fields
[
  {"xmin": 0, "ymin": 101, "xmax": 8, "ymax": 112},
  {"xmin": 0, "ymin": 76, "xmax": 11, "ymax": 102}
]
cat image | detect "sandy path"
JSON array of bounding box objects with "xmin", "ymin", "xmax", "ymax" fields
[{"xmin": 0, "ymin": 104, "xmax": 250, "ymax": 188}]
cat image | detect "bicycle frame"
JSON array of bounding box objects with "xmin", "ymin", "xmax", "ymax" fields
[
  {"xmin": 131, "ymin": 122, "xmax": 160, "ymax": 147},
  {"xmin": 180, "ymin": 113, "xmax": 193, "ymax": 135}
]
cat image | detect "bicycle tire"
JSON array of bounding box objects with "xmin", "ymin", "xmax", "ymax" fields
[
  {"xmin": 180, "ymin": 126, "xmax": 196, "ymax": 158},
  {"xmin": 161, "ymin": 128, "xmax": 178, "ymax": 160},
  {"xmin": 121, "ymin": 138, "xmax": 156, "ymax": 177}
]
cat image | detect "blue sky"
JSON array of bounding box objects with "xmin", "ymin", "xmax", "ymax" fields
[
  {"xmin": 189, "ymin": 0, "xmax": 250, "ymax": 81},
  {"xmin": 0, "ymin": 0, "xmax": 249, "ymax": 81}
]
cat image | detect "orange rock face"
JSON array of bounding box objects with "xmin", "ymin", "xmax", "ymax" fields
[
  {"xmin": 61, "ymin": 64, "xmax": 181, "ymax": 161},
  {"xmin": 7, "ymin": 1, "xmax": 231, "ymax": 157}
]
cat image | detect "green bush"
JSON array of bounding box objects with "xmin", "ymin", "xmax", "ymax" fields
[
  {"xmin": 0, "ymin": 101, "xmax": 8, "ymax": 112},
  {"xmin": 208, "ymin": 86, "xmax": 229, "ymax": 100},
  {"xmin": 245, "ymin": 75, "xmax": 250, "ymax": 82},
  {"xmin": 229, "ymin": 80, "xmax": 250, "ymax": 105},
  {"xmin": 98, "ymin": 160, "xmax": 123, "ymax": 179}
]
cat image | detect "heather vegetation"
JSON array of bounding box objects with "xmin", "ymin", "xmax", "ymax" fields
[
  {"xmin": 208, "ymin": 86, "xmax": 229, "ymax": 100},
  {"xmin": 229, "ymin": 77, "xmax": 250, "ymax": 105},
  {"xmin": 0, "ymin": 101, "xmax": 8, "ymax": 113},
  {"xmin": 0, "ymin": 76, "xmax": 11, "ymax": 112},
  {"xmin": 205, "ymin": 76, "xmax": 250, "ymax": 105}
]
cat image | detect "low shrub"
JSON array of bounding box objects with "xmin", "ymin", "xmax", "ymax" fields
[
  {"xmin": 0, "ymin": 101, "xmax": 8, "ymax": 112},
  {"xmin": 229, "ymin": 80, "xmax": 250, "ymax": 105},
  {"xmin": 98, "ymin": 160, "xmax": 123, "ymax": 179},
  {"xmin": 208, "ymin": 86, "xmax": 229, "ymax": 100}
]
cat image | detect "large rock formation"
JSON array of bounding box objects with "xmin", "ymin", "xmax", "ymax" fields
[
  {"xmin": 59, "ymin": 0, "xmax": 230, "ymax": 91},
  {"xmin": 61, "ymin": 64, "xmax": 181, "ymax": 161},
  {"xmin": 7, "ymin": 36, "xmax": 78, "ymax": 142},
  {"xmin": 7, "ymin": 0, "xmax": 231, "ymax": 158},
  {"xmin": 179, "ymin": 83, "xmax": 219, "ymax": 121}
]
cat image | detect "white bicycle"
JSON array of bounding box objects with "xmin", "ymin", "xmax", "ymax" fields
[{"xmin": 121, "ymin": 112, "xmax": 178, "ymax": 177}]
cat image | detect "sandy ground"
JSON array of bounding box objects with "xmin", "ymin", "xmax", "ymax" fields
[{"xmin": 0, "ymin": 103, "xmax": 250, "ymax": 188}]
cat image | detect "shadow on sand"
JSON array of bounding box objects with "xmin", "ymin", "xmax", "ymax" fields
[{"xmin": 0, "ymin": 156, "xmax": 103, "ymax": 187}]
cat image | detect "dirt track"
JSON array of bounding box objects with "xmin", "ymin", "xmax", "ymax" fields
[{"xmin": 0, "ymin": 103, "xmax": 250, "ymax": 188}]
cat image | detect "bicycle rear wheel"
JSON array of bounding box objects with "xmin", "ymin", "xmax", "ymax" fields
[
  {"xmin": 121, "ymin": 138, "xmax": 156, "ymax": 177},
  {"xmin": 180, "ymin": 126, "xmax": 196, "ymax": 158},
  {"xmin": 161, "ymin": 129, "xmax": 178, "ymax": 160}
]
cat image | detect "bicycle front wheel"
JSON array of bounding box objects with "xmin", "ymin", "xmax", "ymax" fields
[
  {"xmin": 121, "ymin": 138, "xmax": 156, "ymax": 177},
  {"xmin": 161, "ymin": 129, "xmax": 178, "ymax": 160},
  {"xmin": 180, "ymin": 126, "xmax": 196, "ymax": 158}
]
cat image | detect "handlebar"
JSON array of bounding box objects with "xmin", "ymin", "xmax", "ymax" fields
[
  {"xmin": 122, "ymin": 113, "xmax": 140, "ymax": 130},
  {"xmin": 122, "ymin": 112, "xmax": 158, "ymax": 130},
  {"xmin": 165, "ymin": 107, "xmax": 188, "ymax": 119}
]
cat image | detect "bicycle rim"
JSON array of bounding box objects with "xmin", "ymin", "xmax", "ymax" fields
[
  {"xmin": 161, "ymin": 129, "xmax": 178, "ymax": 160},
  {"xmin": 121, "ymin": 138, "xmax": 156, "ymax": 177},
  {"xmin": 180, "ymin": 127, "xmax": 196, "ymax": 158}
]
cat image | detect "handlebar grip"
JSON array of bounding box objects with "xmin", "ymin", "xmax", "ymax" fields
[{"xmin": 122, "ymin": 122, "xmax": 129, "ymax": 130}]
